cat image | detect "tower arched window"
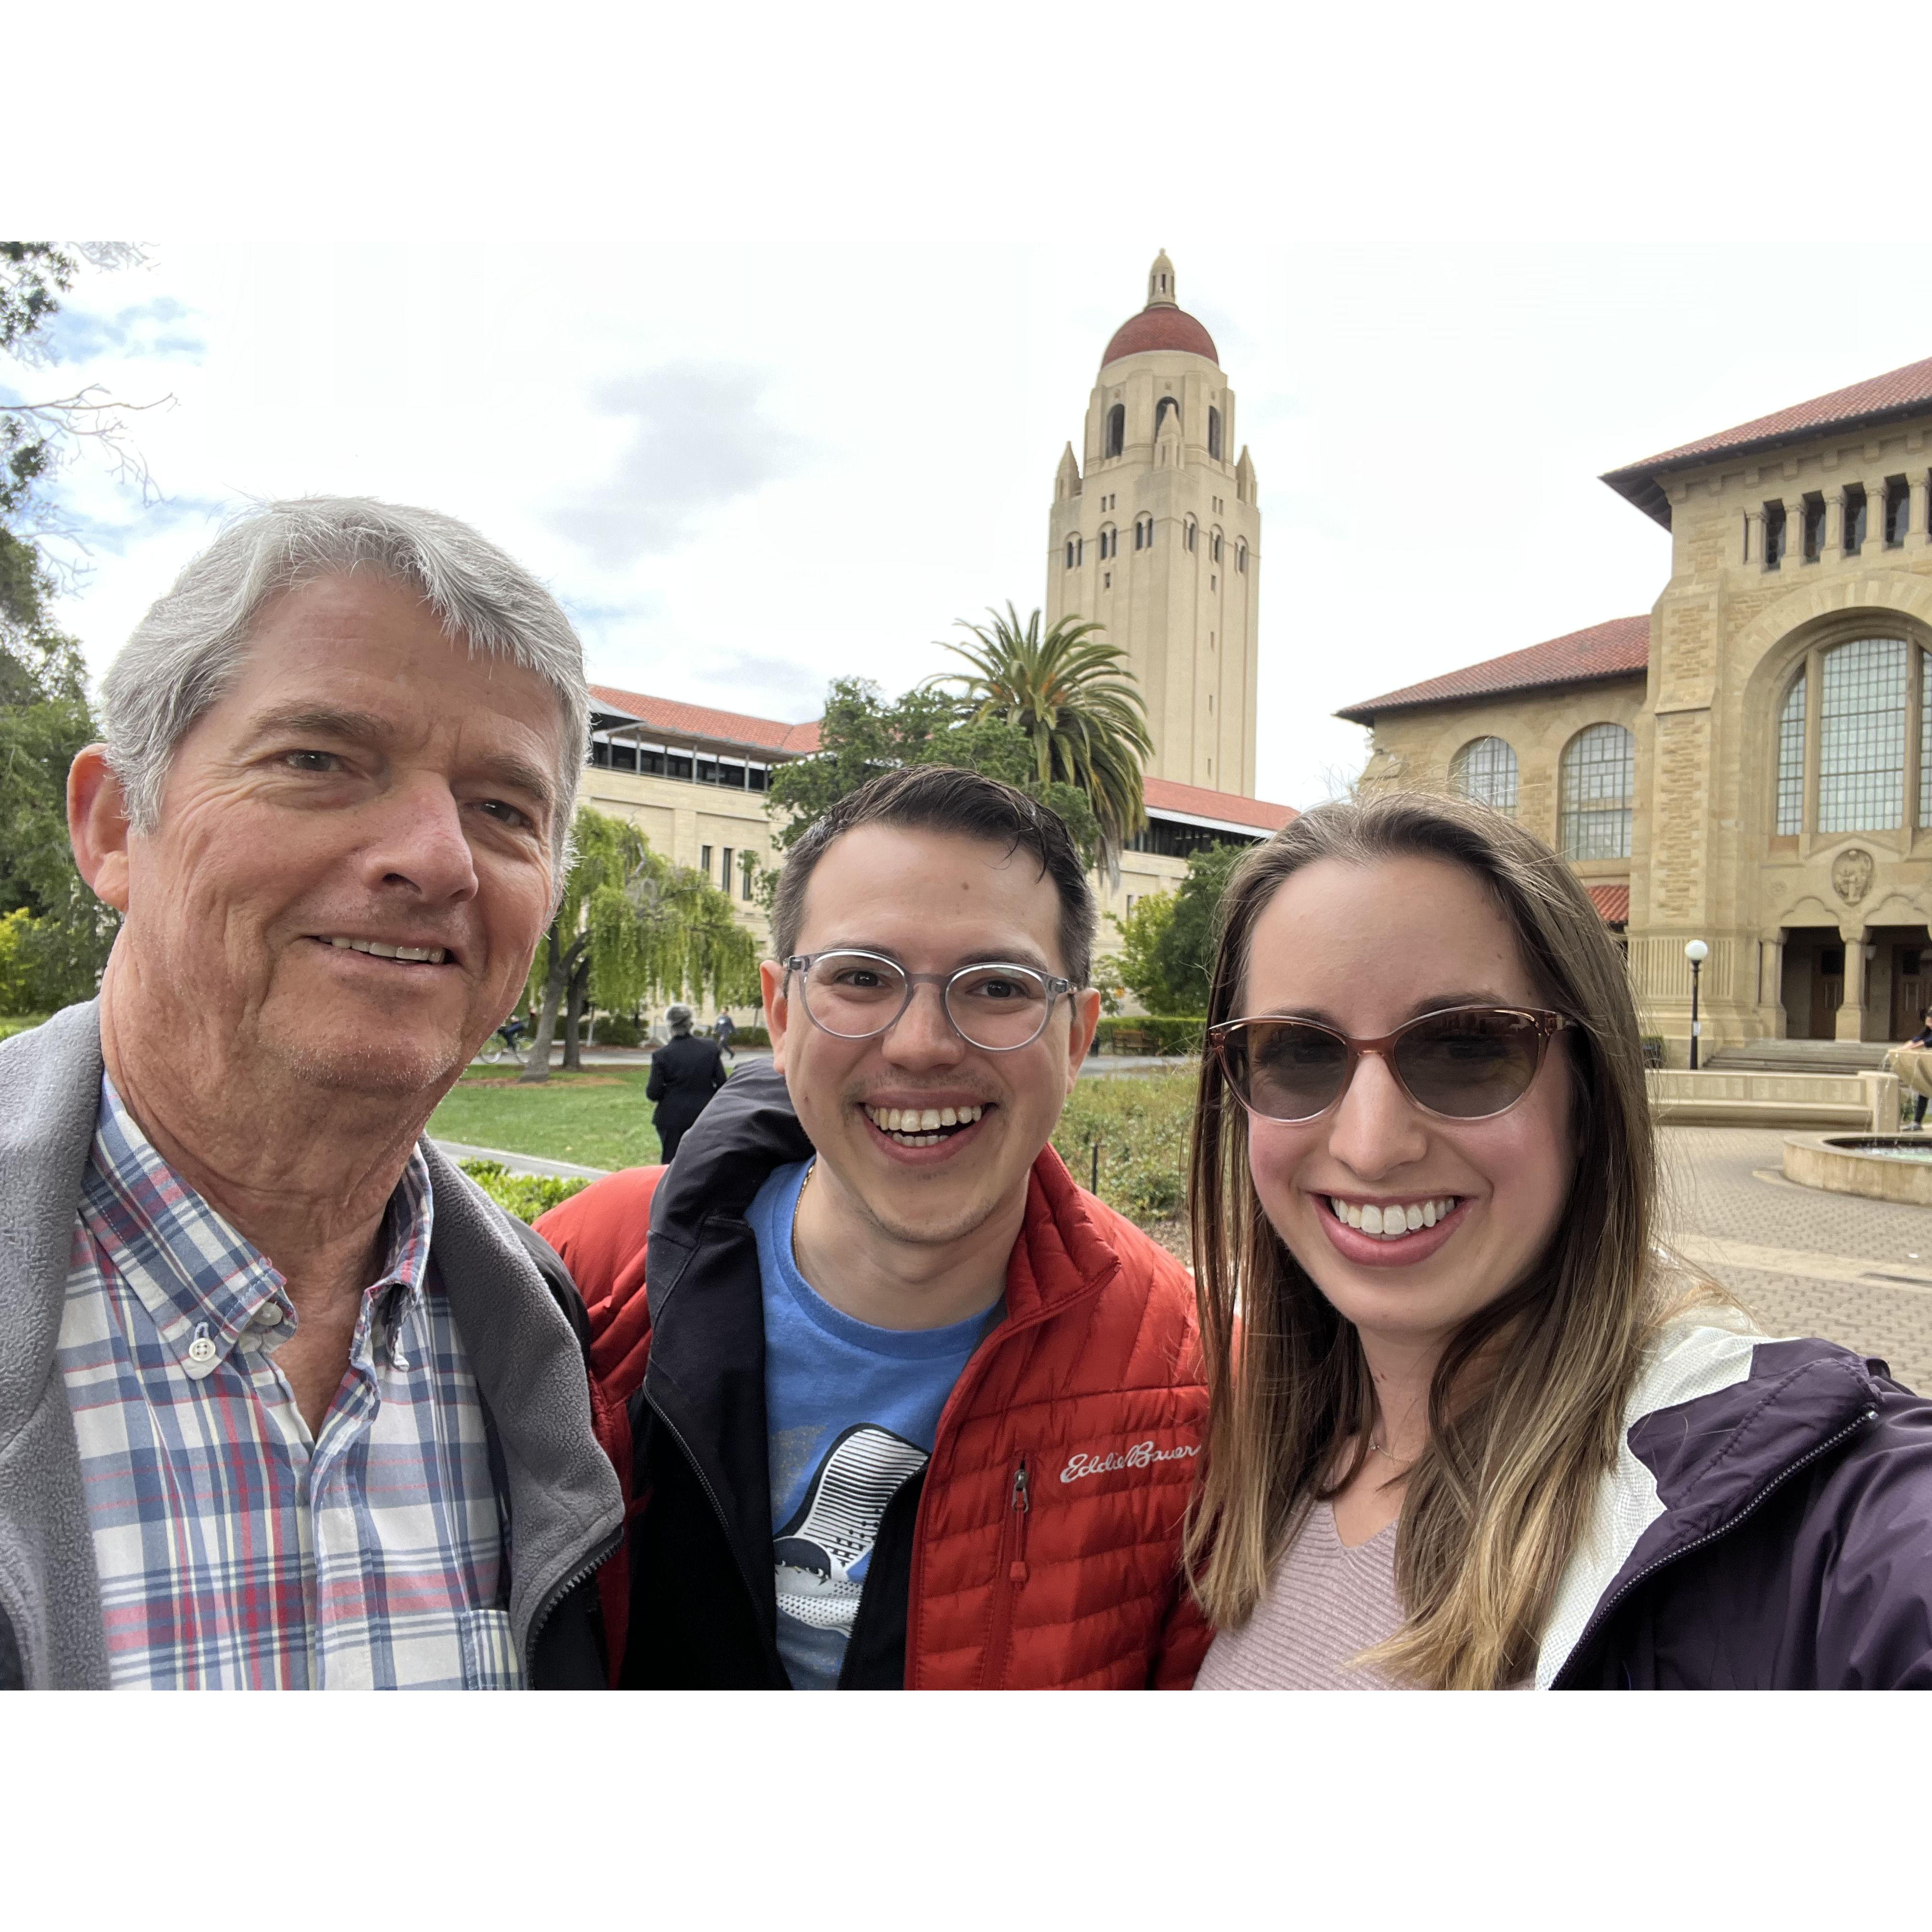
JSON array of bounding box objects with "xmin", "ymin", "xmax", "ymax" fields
[
  {"xmin": 1066, "ymin": 538, "xmax": 1076, "ymax": 569},
  {"xmin": 1104, "ymin": 403, "xmax": 1125, "ymax": 459},
  {"xmin": 1099, "ymin": 525, "xmax": 1117, "ymax": 560},
  {"xmin": 1210, "ymin": 528, "xmax": 1222, "ymax": 563},
  {"xmin": 1773, "ymin": 634, "xmax": 1932, "ymax": 836},
  {"xmin": 1208, "ymin": 406, "xmax": 1223, "ymax": 461},
  {"xmin": 1154, "ymin": 396, "xmax": 1179, "ymax": 434},
  {"xmin": 1449, "ymin": 736, "xmax": 1519, "ymax": 817},
  {"xmin": 1237, "ymin": 539, "xmax": 1247, "ymax": 574},
  {"xmin": 1559, "ymin": 724, "xmax": 1636, "ymax": 860}
]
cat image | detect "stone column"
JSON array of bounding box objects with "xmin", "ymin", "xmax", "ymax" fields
[
  {"xmin": 1743, "ymin": 507, "xmax": 1761, "ymax": 566},
  {"xmin": 1789, "ymin": 496, "xmax": 1809, "ymax": 564},
  {"xmin": 1911, "ymin": 473, "xmax": 1931, "ymax": 550},
  {"xmin": 1824, "ymin": 488, "xmax": 1845, "ymax": 559},
  {"xmin": 1837, "ymin": 932, "xmax": 1868, "ymax": 1042},
  {"xmin": 1762, "ymin": 936, "xmax": 1785, "ymax": 1032}
]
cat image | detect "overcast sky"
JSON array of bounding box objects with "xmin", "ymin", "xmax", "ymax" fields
[{"xmin": 16, "ymin": 0, "xmax": 1930, "ymax": 813}]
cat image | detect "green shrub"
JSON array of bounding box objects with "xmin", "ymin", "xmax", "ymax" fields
[
  {"xmin": 1053, "ymin": 1068, "xmax": 1197, "ymax": 1225},
  {"xmin": 458, "ymin": 1158, "xmax": 590, "ymax": 1225},
  {"xmin": 730, "ymin": 1024, "xmax": 771, "ymax": 1049},
  {"xmin": 1091, "ymin": 1015, "xmax": 1205, "ymax": 1057},
  {"xmin": 0, "ymin": 1012, "xmax": 49, "ymax": 1042},
  {"xmin": 591, "ymin": 1012, "xmax": 642, "ymax": 1046}
]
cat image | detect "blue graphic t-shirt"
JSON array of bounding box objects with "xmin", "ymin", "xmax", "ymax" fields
[{"xmin": 748, "ymin": 1160, "xmax": 1001, "ymax": 1690}]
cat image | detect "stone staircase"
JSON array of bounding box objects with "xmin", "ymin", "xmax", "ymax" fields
[{"xmin": 1704, "ymin": 1039, "xmax": 1897, "ymax": 1076}]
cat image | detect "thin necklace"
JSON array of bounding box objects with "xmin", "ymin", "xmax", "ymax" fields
[
  {"xmin": 791, "ymin": 1157, "xmax": 815, "ymax": 1242},
  {"xmin": 1368, "ymin": 1436, "xmax": 1415, "ymax": 1465}
]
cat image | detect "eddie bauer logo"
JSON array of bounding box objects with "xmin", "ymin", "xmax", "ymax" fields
[{"xmin": 1060, "ymin": 1440, "xmax": 1200, "ymax": 1484}]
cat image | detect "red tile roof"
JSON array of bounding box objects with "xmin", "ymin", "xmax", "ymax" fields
[
  {"xmin": 1602, "ymin": 353, "xmax": 1932, "ymax": 527},
  {"xmin": 588, "ymin": 683, "xmax": 821, "ymax": 755},
  {"xmin": 1587, "ymin": 882, "xmax": 1630, "ymax": 925},
  {"xmin": 587, "ymin": 682, "xmax": 1296, "ymax": 830},
  {"xmin": 1102, "ymin": 306, "xmax": 1219, "ymax": 368},
  {"xmin": 1335, "ymin": 616, "xmax": 1650, "ymax": 723},
  {"xmin": 1143, "ymin": 775, "xmax": 1296, "ymax": 833}
]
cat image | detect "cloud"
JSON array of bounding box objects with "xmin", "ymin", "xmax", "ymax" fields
[
  {"xmin": 45, "ymin": 296, "xmax": 207, "ymax": 365},
  {"xmin": 551, "ymin": 363, "xmax": 807, "ymax": 565}
]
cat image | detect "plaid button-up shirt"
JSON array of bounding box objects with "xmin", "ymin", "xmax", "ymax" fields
[{"xmin": 56, "ymin": 1075, "xmax": 520, "ymax": 1690}]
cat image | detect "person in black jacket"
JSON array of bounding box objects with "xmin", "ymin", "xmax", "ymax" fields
[{"xmin": 648, "ymin": 1004, "xmax": 729, "ymax": 1161}]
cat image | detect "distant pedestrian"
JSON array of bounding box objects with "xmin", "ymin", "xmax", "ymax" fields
[
  {"xmin": 1902, "ymin": 1009, "xmax": 1932, "ymax": 1129},
  {"xmin": 714, "ymin": 1012, "xmax": 736, "ymax": 1059},
  {"xmin": 649, "ymin": 1004, "xmax": 728, "ymax": 1162}
]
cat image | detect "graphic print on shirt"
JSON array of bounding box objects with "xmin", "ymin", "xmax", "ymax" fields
[{"xmin": 773, "ymin": 1424, "xmax": 930, "ymax": 1634}]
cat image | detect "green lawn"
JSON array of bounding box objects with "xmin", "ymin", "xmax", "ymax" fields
[
  {"xmin": 0, "ymin": 1013, "xmax": 50, "ymax": 1042},
  {"xmin": 429, "ymin": 1066, "xmax": 663, "ymax": 1172}
]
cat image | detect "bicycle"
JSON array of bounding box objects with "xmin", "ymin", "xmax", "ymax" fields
[{"xmin": 480, "ymin": 1018, "xmax": 529, "ymax": 1065}]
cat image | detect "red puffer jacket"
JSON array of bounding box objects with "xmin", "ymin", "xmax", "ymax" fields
[{"xmin": 535, "ymin": 1065, "xmax": 1210, "ymax": 1690}]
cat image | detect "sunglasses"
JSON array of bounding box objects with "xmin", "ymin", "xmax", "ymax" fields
[{"xmin": 1208, "ymin": 1005, "xmax": 1572, "ymax": 1124}]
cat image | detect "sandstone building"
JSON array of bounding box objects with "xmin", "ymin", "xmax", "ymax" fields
[
  {"xmin": 1341, "ymin": 356, "xmax": 1932, "ymax": 1058},
  {"xmin": 1046, "ymin": 251, "xmax": 1262, "ymax": 798},
  {"xmin": 582, "ymin": 253, "xmax": 1295, "ymax": 1014}
]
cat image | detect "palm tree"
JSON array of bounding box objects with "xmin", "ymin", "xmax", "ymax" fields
[{"xmin": 933, "ymin": 604, "xmax": 1154, "ymax": 878}]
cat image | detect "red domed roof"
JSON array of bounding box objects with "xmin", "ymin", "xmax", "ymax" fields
[{"xmin": 1101, "ymin": 304, "xmax": 1219, "ymax": 368}]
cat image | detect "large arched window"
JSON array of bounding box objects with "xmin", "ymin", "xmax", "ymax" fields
[
  {"xmin": 1449, "ymin": 736, "xmax": 1519, "ymax": 817},
  {"xmin": 1775, "ymin": 675, "xmax": 1805, "ymax": 835},
  {"xmin": 1559, "ymin": 723, "xmax": 1635, "ymax": 859},
  {"xmin": 1104, "ymin": 403, "xmax": 1125, "ymax": 458},
  {"xmin": 1154, "ymin": 395, "xmax": 1179, "ymax": 433},
  {"xmin": 1773, "ymin": 634, "xmax": 1932, "ymax": 836}
]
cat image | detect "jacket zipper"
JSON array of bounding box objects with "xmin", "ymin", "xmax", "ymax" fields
[
  {"xmin": 978, "ymin": 1456, "xmax": 1031, "ymax": 1690},
  {"xmin": 907, "ymin": 1263, "xmax": 1117, "ymax": 1684},
  {"xmin": 1549, "ymin": 1404, "xmax": 1877, "ymax": 1689},
  {"xmin": 523, "ymin": 1527, "xmax": 623, "ymax": 1676}
]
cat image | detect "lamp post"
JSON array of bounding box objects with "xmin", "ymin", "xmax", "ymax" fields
[{"xmin": 1685, "ymin": 939, "xmax": 1709, "ymax": 1070}]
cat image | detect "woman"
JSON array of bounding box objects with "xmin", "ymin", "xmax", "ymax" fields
[{"xmin": 1187, "ymin": 791, "xmax": 1932, "ymax": 1690}]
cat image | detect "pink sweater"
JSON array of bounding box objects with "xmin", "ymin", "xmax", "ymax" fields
[{"xmin": 1194, "ymin": 1501, "xmax": 1402, "ymax": 1690}]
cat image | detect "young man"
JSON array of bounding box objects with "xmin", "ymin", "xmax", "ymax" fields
[{"xmin": 537, "ymin": 766, "xmax": 1208, "ymax": 1689}]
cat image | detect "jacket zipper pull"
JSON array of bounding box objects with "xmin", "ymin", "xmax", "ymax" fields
[{"xmin": 1008, "ymin": 1460, "xmax": 1031, "ymax": 1585}]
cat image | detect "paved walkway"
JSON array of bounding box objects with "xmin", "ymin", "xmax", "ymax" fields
[
  {"xmin": 1659, "ymin": 1126, "xmax": 1932, "ymax": 1392},
  {"xmin": 432, "ymin": 1139, "xmax": 610, "ymax": 1181}
]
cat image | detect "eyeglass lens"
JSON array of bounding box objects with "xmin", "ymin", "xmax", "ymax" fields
[
  {"xmin": 1230, "ymin": 1009, "xmax": 1546, "ymax": 1122},
  {"xmin": 799, "ymin": 952, "xmax": 1054, "ymax": 1050}
]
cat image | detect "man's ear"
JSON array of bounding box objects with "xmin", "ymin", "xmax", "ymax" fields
[
  {"xmin": 1066, "ymin": 987, "xmax": 1102, "ymax": 1082},
  {"xmin": 760, "ymin": 959, "xmax": 791, "ymax": 1074},
  {"xmin": 68, "ymin": 745, "xmax": 133, "ymax": 912}
]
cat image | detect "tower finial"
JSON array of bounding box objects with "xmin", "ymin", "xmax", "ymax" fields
[{"xmin": 1146, "ymin": 249, "xmax": 1176, "ymax": 310}]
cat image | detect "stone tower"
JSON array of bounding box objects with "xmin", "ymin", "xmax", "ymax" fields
[{"xmin": 1046, "ymin": 251, "xmax": 1261, "ymax": 796}]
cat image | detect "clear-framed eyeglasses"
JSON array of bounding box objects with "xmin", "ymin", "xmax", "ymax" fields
[{"xmin": 783, "ymin": 950, "xmax": 1075, "ymax": 1053}]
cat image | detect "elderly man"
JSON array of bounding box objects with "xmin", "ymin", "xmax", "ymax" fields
[
  {"xmin": 646, "ymin": 1003, "xmax": 729, "ymax": 1162},
  {"xmin": 0, "ymin": 497, "xmax": 621, "ymax": 1690}
]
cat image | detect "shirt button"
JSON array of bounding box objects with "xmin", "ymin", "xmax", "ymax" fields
[
  {"xmin": 253, "ymin": 1305, "xmax": 284, "ymax": 1329},
  {"xmin": 187, "ymin": 1327, "xmax": 218, "ymax": 1367}
]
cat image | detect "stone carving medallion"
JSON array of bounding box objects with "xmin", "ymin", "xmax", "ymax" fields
[{"xmin": 1831, "ymin": 847, "xmax": 1875, "ymax": 904}]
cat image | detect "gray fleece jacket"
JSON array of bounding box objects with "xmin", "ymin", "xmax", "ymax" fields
[{"xmin": 0, "ymin": 1002, "xmax": 623, "ymax": 1689}]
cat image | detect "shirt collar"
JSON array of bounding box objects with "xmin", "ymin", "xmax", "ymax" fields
[{"xmin": 81, "ymin": 1072, "xmax": 436, "ymax": 1380}]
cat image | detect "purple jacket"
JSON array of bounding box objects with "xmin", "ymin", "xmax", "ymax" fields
[{"xmin": 1536, "ymin": 1322, "xmax": 1932, "ymax": 1689}]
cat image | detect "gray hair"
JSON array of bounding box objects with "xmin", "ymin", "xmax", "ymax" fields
[
  {"xmin": 665, "ymin": 1003, "xmax": 694, "ymax": 1034},
  {"xmin": 100, "ymin": 496, "xmax": 590, "ymax": 872}
]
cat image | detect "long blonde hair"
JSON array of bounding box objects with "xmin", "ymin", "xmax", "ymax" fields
[{"xmin": 1184, "ymin": 790, "xmax": 1683, "ymax": 1690}]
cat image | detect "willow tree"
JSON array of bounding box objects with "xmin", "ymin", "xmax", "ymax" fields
[
  {"xmin": 932, "ymin": 604, "xmax": 1153, "ymax": 879},
  {"xmin": 518, "ymin": 806, "xmax": 759, "ymax": 1083}
]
